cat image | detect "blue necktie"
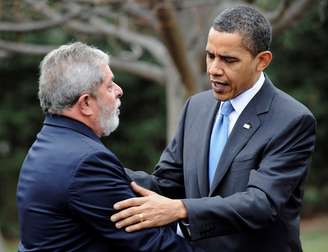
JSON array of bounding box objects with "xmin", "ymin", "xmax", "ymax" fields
[{"xmin": 208, "ymin": 101, "xmax": 234, "ymax": 186}]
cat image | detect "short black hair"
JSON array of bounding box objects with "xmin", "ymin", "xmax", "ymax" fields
[{"xmin": 212, "ymin": 5, "xmax": 272, "ymax": 56}]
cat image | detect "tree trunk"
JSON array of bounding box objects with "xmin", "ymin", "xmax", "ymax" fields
[
  {"xmin": 165, "ymin": 67, "xmax": 186, "ymax": 141},
  {"xmin": 155, "ymin": 1, "xmax": 197, "ymax": 97}
]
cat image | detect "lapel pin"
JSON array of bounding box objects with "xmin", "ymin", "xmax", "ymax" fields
[{"xmin": 243, "ymin": 123, "xmax": 251, "ymax": 129}]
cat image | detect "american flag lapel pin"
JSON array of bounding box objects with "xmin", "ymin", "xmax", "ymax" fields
[{"xmin": 243, "ymin": 123, "xmax": 251, "ymax": 129}]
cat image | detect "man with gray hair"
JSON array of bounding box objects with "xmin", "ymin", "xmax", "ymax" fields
[
  {"xmin": 111, "ymin": 5, "xmax": 316, "ymax": 252},
  {"xmin": 16, "ymin": 42, "xmax": 201, "ymax": 252}
]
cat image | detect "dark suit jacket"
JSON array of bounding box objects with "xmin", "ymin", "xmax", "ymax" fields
[
  {"xmin": 16, "ymin": 114, "xmax": 199, "ymax": 252},
  {"xmin": 134, "ymin": 78, "xmax": 316, "ymax": 252}
]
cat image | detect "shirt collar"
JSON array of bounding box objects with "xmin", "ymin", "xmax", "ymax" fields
[{"xmin": 230, "ymin": 72, "xmax": 265, "ymax": 115}]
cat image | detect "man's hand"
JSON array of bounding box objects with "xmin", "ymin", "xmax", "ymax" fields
[{"xmin": 110, "ymin": 181, "xmax": 187, "ymax": 232}]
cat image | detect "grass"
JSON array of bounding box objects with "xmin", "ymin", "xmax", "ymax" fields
[
  {"xmin": 301, "ymin": 215, "xmax": 328, "ymax": 252},
  {"xmin": 4, "ymin": 240, "xmax": 17, "ymax": 252},
  {"xmin": 302, "ymin": 230, "xmax": 328, "ymax": 252}
]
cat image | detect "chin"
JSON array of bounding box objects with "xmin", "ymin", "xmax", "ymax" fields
[
  {"xmin": 212, "ymin": 90, "xmax": 230, "ymax": 101},
  {"xmin": 99, "ymin": 113, "xmax": 120, "ymax": 137},
  {"xmin": 105, "ymin": 120, "xmax": 119, "ymax": 136}
]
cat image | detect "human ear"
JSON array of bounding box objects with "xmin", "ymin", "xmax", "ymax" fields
[
  {"xmin": 256, "ymin": 51, "xmax": 272, "ymax": 71},
  {"xmin": 77, "ymin": 94, "xmax": 93, "ymax": 116}
]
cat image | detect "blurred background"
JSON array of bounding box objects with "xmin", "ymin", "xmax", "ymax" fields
[{"xmin": 0, "ymin": 0, "xmax": 327, "ymax": 251}]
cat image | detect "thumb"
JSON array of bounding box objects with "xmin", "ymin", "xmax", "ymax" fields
[{"xmin": 131, "ymin": 181, "xmax": 155, "ymax": 196}]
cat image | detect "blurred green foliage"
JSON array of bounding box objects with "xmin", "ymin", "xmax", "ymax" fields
[{"xmin": 1, "ymin": 2, "xmax": 327, "ymax": 240}]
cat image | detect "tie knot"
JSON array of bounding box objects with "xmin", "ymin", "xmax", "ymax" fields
[{"xmin": 220, "ymin": 101, "xmax": 234, "ymax": 116}]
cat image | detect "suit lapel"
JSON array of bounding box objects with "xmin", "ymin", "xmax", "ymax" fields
[
  {"xmin": 209, "ymin": 78, "xmax": 276, "ymax": 196},
  {"xmin": 209, "ymin": 107, "xmax": 260, "ymax": 195}
]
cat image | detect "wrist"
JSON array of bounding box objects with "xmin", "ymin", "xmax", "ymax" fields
[{"xmin": 175, "ymin": 199, "xmax": 188, "ymax": 220}]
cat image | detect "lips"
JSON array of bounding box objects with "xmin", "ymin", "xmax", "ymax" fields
[
  {"xmin": 211, "ymin": 80, "xmax": 229, "ymax": 93},
  {"xmin": 115, "ymin": 100, "xmax": 121, "ymax": 115}
]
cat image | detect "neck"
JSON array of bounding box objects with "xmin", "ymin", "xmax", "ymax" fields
[{"xmin": 61, "ymin": 108, "xmax": 102, "ymax": 137}]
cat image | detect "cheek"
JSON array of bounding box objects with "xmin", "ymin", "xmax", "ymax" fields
[
  {"xmin": 107, "ymin": 94, "xmax": 119, "ymax": 111},
  {"xmin": 98, "ymin": 95, "xmax": 112, "ymax": 109},
  {"xmin": 224, "ymin": 69, "xmax": 238, "ymax": 85},
  {"xmin": 104, "ymin": 92, "xmax": 115, "ymax": 102},
  {"xmin": 206, "ymin": 60, "xmax": 211, "ymax": 74},
  {"xmin": 225, "ymin": 71, "xmax": 242, "ymax": 96}
]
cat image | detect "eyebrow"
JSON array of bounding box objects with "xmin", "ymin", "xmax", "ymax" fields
[{"xmin": 206, "ymin": 50, "xmax": 237, "ymax": 59}]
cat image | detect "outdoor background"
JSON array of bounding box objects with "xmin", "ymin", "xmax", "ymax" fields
[{"xmin": 1, "ymin": 0, "xmax": 328, "ymax": 251}]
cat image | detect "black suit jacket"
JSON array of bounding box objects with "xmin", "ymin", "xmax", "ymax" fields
[
  {"xmin": 16, "ymin": 115, "xmax": 200, "ymax": 252},
  {"xmin": 136, "ymin": 78, "xmax": 316, "ymax": 252}
]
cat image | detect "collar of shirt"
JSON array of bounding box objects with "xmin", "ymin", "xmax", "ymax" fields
[{"xmin": 218, "ymin": 72, "xmax": 265, "ymax": 134}]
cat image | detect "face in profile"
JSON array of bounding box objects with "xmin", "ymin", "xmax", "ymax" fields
[
  {"xmin": 206, "ymin": 28, "xmax": 263, "ymax": 101},
  {"xmin": 95, "ymin": 65, "xmax": 123, "ymax": 136}
]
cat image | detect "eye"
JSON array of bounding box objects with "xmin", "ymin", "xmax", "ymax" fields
[
  {"xmin": 107, "ymin": 83, "xmax": 114, "ymax": 91},
  {"xmin": 206, "ymin": 51, "xmax": 215, "ymax": 59},
  {"xmin": 223, "ymin": 56, "xmax": 238, "ymax": 64}
]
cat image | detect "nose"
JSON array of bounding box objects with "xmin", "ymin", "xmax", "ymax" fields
[
  {"xmin": 114, "ymin": 82, "xmax": 123, "ymax": 98},
  {"xmin": 208, "ymin": 59, "xmax": 224, "ymax": 76}
]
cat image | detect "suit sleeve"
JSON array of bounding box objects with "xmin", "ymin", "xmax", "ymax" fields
[
  {"xmin": 68, "ymin": 151, "xmax": 199, "ymax": 252},
  {"xmin": 125, "ymin": 98, "xmax": 191, "ymax": 199},
  {"xmin": 182, "ymin": 112, "xmax": 316, "ymax": 240}
]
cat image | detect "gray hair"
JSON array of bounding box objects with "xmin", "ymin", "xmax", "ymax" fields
[
  {"xmin": 38, "ymin": 42, "xmax": 110, "ymax": 113},
  {"xmin": 212, "ymin": 5, "xmax": 272, "ymax": 56}
]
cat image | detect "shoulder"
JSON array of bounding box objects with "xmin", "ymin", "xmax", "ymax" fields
[
  {"xmin": 189, "ymin": 90, "xmax": 214, "ymax": 103},
  {"xmin": 184, "ymin": 90, "xmax": 216, "ymax": 111},
  {"xmin": 74, "ymin": 137, "xmax": 124, "ymax": 177},
  {"xmin": 69, "ymin": 148, "xmax": 129, "ymax": 195},
  {"xmin": 256, "ymin": 78, "xmax": 315, "ymax": 123},
  {"xmin": 65, "ymin": 130, "xmax": 119, "ymax": 162},
  {"xmin": 178, "ymin": 90, "xmax": 217, "ymax": 125},
  {"xmin": 54, "ymin": 130, "xmax": 125, "ymax": 180},
  {"xmin": 272, "ymin": 86, "xmax": 315, "ymax": 121},
  {"xmin": 256, "ymin": 81, "xmax": 317, "ymax": 138}
]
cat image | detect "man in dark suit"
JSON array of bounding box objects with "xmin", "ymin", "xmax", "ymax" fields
[
  {"xmin": 16, "ymin": 42, "xmax": 200, "ymax": 252},
  {"xmin": 110, "ymin": 6, "xmax": 316, "ymax": 252}
]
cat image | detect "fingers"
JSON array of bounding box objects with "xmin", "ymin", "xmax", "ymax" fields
[
  {"xmin": 130, "ymin": 181, "xmax": 154, "ymax": 196},
  {"xmin": 111, "ymin": 210, "xmax": 154, "ymax": 232},
  {"xmin": 125, "ymin": 220, "xmax": 153, "ymax": 232},
  {"xmin": 112, "ymin": 182, "xmax": 156, "ymax": 211},
  {"xmin": 114, "ymin": 212, "xmax": 146, "ymax": 229},
  {"xmin": 113, "ymin": 196, "xmax": 145, "ymax": 210},
  {"xmin": 111, "ymin": 205, "xmax": 139, "ymax": 222}
]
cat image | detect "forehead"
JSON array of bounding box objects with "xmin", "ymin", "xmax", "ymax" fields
[
  {"xmin": 102, "ymin": 64, "xmax": 114, "ymax": 79},
  {"xmin": 206, "ymin": 28, "xmax": 248, "ymax": 55}
]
